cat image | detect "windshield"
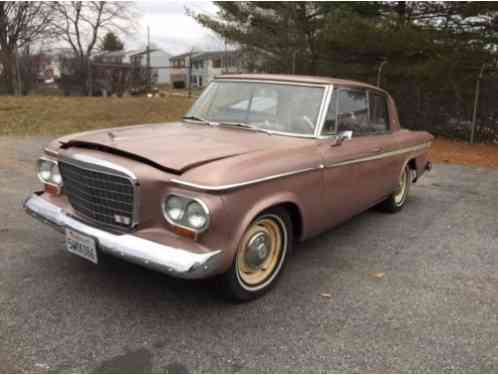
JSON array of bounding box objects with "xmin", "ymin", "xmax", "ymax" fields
[{"xmin": 185, "ymin": 81, "xmax": 325, "ymax": 135}]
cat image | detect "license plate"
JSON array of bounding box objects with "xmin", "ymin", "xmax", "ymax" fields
[{"xmin": 65, "ymin": 228, "xmax": 98, "ymax": 264}]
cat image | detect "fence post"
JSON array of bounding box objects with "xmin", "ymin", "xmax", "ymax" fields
[
  {"xmin": 292, "ymin": 50, "xmax": 297, "ymax": 74},
  {"xmin": 15, "ymin": 46, "xmax": 22, "ymax": 96},
  {"xmin": 377, "ymin": 60, "xmax": 387, "ymax": 88},
  {"xmin": 470, "ymin": 64, "xmax": 486, "ymax": 144},
  {"xmin": 87, "ymin": 57, "xmax": 93, "ymax": 97}
]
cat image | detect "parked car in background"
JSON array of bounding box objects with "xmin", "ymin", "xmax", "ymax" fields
[{"xmin": 24, "ymin": 74, "xmax": 433, "ymax": 301}]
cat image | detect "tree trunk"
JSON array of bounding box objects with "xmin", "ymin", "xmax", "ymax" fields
[{"xmin": 0, "ymin": 50, "xmax": 17, "ymax": 95}]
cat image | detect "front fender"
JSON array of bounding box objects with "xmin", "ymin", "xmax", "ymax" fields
[{"xmin": 218, "ymin": 188, "xmax": 307, "ymax": 273}]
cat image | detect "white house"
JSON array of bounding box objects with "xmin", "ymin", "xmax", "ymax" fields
[
  {"xmin": 169, "ymin": 50, "xmax": 245, "ymax": 88},
  {"xmin": 128, "ymin": 48, "xmax": 172, "ymax": 84}
]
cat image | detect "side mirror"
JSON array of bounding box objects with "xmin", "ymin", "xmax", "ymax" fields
[{"xmin": 332, "ymin": 130, "xmax": 353, "ymax": 146}]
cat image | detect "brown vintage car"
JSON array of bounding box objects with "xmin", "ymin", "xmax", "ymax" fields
[{"xmin": 24, "ymin": 74, "xmax": 433, "ymax": 300}]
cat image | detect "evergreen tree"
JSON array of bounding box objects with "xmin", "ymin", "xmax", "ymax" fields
[
  {"xmin": 100, "ymin": 31, "xmax": 125, "ymax": 52},
  {"xmin": 192, "ymin": 2, "xmax": 498, "ymax": 142}
]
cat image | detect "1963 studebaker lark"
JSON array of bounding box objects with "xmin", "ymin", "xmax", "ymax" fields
[{"xmin": 24, "ymin": 74, "xmax": 433, "ymax": 300}]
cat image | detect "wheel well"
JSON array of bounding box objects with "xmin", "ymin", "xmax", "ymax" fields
[
  {"xmin": 407, "ymin": 158, "xmax": 417, "ymax": 182},
  {"xmin": 407, "ymin": 158, "xmax": 417, "ymax": 170},
  {"xmin": 276, "ymin": 202, "xmax": 303, "ymax": 241}
]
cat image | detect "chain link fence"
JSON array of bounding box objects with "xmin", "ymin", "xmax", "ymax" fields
[{"xmin": 312, "ymin": 60, "xmax": 498, "ymax": 144}]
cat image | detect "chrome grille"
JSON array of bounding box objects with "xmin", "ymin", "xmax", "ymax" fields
[{"xmin": 59, "ymin": 159, "xmax": 137, "ymax": 230}]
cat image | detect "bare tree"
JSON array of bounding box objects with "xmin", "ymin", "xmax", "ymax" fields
[
  {"xmin": 0, "ymin": 2, "xmax": 54, "ymax": 95},
  {"xmin": 52, "ymin": 1, "xmax": 136, "ymax": 95}
]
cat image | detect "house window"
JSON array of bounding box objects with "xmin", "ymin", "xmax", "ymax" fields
[{"xmin": 212, "ymin": 58, "xmax": 222, "ymax": 68}]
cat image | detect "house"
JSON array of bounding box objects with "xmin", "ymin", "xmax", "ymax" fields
[
  {"xmin": 88, "ymin": 48, "xmax": 172, "ymax": 95},
  {"xmin": 169, "ymin": 50, "xmax": 245, "ymax": 89},
  {"xmin": 92, "ymin": 47, "xmax": 172, "ymax": 85},
  {"xmin": 128, "ymin": 48, "xmax": 172, "ymax": 84},
  {"xmin": 169, "ymin": 51, "xmax": 198, "ymax": 89},
  {"xmin": 29, "ymin": 48, "xmax": 74, "ymax": 84}
]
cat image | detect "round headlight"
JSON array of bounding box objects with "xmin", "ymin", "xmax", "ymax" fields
[
  {"xmin": 38, "ymin": 159, "xmax": 55, "ymax": 183},
  {"xmin": 165, "ymin": 195, "xmax": 185, "ymax": 221},
  {"xmin": 185, "ymin": 201, "xmax": 208, "ymax": 229},
  {"xmin": 51, "ymin": 164, "xmax": 63, "ymax": 185}
]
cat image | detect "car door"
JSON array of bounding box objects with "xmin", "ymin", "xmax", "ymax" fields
[{"xmin": 318, "ymin": 86, "xmax": 395, "ymax": 227}]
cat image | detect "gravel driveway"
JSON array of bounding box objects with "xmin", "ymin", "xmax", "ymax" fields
[{"xmin": 1, "ymin": 136, "xmax": 497, "ymax": 372}]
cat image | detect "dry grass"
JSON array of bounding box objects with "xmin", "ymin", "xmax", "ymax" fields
[
  {"xmin": 0, "ymin": 95, "xmax": 194, "ymax": 136},
  {"xmin": 429, "ymin": 137, "xmax": 498, "ymax": 170}
]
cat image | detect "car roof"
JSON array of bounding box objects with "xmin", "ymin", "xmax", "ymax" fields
[{"xmin": 215, "ymin": 74, "xmax": 386, "ymax": 93}]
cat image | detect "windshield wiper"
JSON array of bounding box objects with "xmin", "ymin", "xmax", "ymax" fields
[
  {"xmin": 182, "ymin": 115, "xmax": 218, "ymax": 126},
  {"xmin": 218, "ymin": 121, "xmax": 273, "ymax": 135}
]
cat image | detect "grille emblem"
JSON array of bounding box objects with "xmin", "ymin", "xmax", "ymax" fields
[{"xmin": 114, "ymin": 215, "xmax": 131, "ymax": 225}]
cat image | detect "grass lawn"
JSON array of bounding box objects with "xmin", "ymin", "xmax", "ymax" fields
[{"xmin": 0, "ymin": 95, "xmax": 194, "ymax": 136}]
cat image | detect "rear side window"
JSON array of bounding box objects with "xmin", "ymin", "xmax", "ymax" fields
[
  {"xmin": 337, "ymin": 89, "xmax": 369, "ymax": 135},
  {"xmin": 369, "ymin": 92, "xmax": 389, "ymax": 133}
]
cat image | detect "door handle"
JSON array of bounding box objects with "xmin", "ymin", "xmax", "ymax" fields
[{"xmin": 371, "ymin": 147, "xmax": 383, "ymax": 153}]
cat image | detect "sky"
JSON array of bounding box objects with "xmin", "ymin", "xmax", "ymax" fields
[{"xmin": 128, "ymin": 1, "xmax": 223, "ymax": 56}]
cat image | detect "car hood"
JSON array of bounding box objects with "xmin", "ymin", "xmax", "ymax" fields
[{"xmin": 59, "ymin": 122, "xmax": 303, "ymax": 173}]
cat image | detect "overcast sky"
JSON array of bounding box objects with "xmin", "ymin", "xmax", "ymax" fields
[{"xmin": 127, "ymin": 1, "xmax": 222, "ymax": 56}]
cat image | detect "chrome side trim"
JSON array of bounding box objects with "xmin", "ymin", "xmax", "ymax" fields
[
  {"xmin": 324, "ymin": 142, "xmax": 432, "ymax": 169},
  {"xmin": 171, "ymin": 166, "xmax": 321, "ymax": 192},
  {"xmin": 172, "ymin": 142, "xmax": 431, "ymax": 192},
  {"xmin": 23, "ymin": 193, "xmax": 223, "ymax": 279}
]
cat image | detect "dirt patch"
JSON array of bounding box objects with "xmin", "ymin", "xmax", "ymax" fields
[{"xmin": 429, "ymin": 137, "xmax": 498, "ymax": 170}]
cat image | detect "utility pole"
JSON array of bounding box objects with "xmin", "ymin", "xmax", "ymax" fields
[
  {"xmin": 224, "ymin": 39, "xmax": 227, "ymax": 74},
  {"xmin": 377, "ymin": 60, "xmax": 387, "ymax": 88},
  {"xmin": 146, "ymin": 26, "xmax": 151, "ymax": 93},
  {"xmin": 15, "ymin": 46, "xmax": 22, "ymax": 96},
  {"xmin": 188, "ymin": 48, "xmax": 193, "ymax": 98},
  {"xmin": 87, "ymin": 56, "xmax": 93, "ymax": 96},
  {"xmin": 470, "ymin": 63, "xmax": 486, "ymax": 144},
  {"xmin": 292, "ymin": 50, "xmax": 298, "ymax": 74}
]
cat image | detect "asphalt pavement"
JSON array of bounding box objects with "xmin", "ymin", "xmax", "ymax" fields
[{"xmin": 1, "ymin": 136, "xmax": 497, "ymax": 372}]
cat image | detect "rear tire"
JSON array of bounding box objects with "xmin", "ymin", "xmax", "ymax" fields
[
  {"xmin": 378, "ymin": 165, "xmax": 412, "ymax": 213},
  {"xmin": 221, "ymin": 207, "xmax": 293, "ymax": 302}
]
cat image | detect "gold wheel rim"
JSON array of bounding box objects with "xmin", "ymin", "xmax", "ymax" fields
[
  {"xmin": 395, "ymin": 168, "xmax": 408, "ymax": 204},
  {"xmin": 236, "ymin": 217, "xmax": 283, "ymax": 286}
]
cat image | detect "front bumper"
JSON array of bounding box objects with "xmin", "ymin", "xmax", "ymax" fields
[{"xmin": 23, "ymin": 193, "xmax": 223, "ymax": 279}]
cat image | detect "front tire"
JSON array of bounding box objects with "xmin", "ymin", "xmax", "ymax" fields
[
  {"xmin": 379, "ymin": 165, "xmax": 412, "ymax": 213},
  {"xmin": 221, "ymin": 207, "xmax": 293, "ymax": 301}
]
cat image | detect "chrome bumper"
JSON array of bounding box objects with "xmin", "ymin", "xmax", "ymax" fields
[{"xmin": 23, "ymin": 193, "xmax": 223, "ymax": 279}]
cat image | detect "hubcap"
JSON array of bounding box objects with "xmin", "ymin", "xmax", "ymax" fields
[
  {"xmin": 237, "ymin": 217, "xmax": 283, "ymax": 286},
  {"xmin": 245, "ymin": 231, "xmax": 271, "ymax": 268}
]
